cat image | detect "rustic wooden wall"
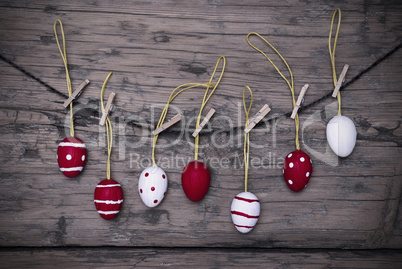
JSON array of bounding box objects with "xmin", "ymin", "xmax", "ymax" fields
[{"xmin": 0, "ymin": 0, "xmax": 401, "ymax": 267}]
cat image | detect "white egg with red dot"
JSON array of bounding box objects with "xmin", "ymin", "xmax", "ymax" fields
[{"xmin": 138, "ymin": 165, "xmax": 168, "ymax": 208}]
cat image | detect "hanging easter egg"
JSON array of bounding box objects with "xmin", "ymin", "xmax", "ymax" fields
[
  {"xmin": 326, "ymin": 115, "xmax": 357, "ymax": 158},
  {"xmin": 138, "ymin": 165, "xmax": 168, "ymax": 208},
  {"xmin": 181, "ymin": 160, "xmax": 210, "ymax": 202},
  {"xmin": 231, "ymin": 192, "xmax": 260, "ymax": 233},
  {"xmin": 283, "ymin": 150, "xmax": 312, "ymax": 192},
  {"xmin": 94, "ymin": 179, "xmax": 123, "ymax": 220},
  {"xmin": 57, "ymin": 137, "xmax": 87, "ymax": 178}
]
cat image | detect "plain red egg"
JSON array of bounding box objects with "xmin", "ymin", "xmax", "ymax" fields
[
  {"xmin": 94, "ymin": 179, "xmax": 123, "ymax": 220},
  {"xmin": 181, "ymin": 160, "xmax": 210, "ymax": 202},
  {"xmin": 283, "ymin": 150, "xmax": 313, "ymax": 192}
]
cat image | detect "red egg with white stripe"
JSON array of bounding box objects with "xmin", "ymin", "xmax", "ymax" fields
[
  {"xmin": 138, "ymin": 165, "xmax": 168, "ymax": 208},
  {"xmin": 230, "ymin": 192, "xmax": 260, "ymax": 233},
  {"xmin": 57, "ymin": 137, "xmax": 87, "ymax": 178},
  {"xmin": 94, "ymin": 179, "xmax": 123, "ymax": 220},
  {"xmin": 283, "ymin": 150, "xmax": 313, "ymax": 192}
]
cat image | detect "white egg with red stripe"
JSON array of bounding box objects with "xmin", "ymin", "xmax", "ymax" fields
[
  {"xmin": 138, "ymin": 165, "xmax": 168, "ymax": 208},
  {"xmin": 57, "ymin": 137, "xmax": 87, "ymax": 178},
  {"xmin": 230, "ymin": 192, "xmax": 260, "ymax": 233},
  {"xmin": 94, "ymin": 179, "xmax": 123, "ymax": 220}
]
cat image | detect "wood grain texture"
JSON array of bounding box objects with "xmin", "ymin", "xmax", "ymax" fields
[
  {"xmin": 0, "ymin": 0, "xmax": 401, "ymax": 258},
  {"xmin": 1, "ymin": 248, "xmax": 402, "ymax": 269}
]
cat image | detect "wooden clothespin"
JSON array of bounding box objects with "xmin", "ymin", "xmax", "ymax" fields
[
  {"xmin": 99, "ymin": 92, "xmax": 116, "ymax": 126},
  {"xmin": 332, "ymin": 64, "xmax": 349, "ymax": 98},
  {"xmin": 63, "ymin": 79, "xmax": 90, "ymax": 108},
  {"xmin": 192, "ymin": 108, "xmax": 216, "ymax": 137},
  {"xmin": 152, "ymin": 113, "xmax": 182, "ymax": 135},
  {"xmin": 244, "ymin": 104, "xmax": 271, "ymax": 133},
  {"xmin": 291, "ymin": 84, "xmax": 309, "ymax": 119}
]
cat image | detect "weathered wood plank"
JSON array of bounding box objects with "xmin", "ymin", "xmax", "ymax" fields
[
  {"xmin": 0, "ymin": 0, "xmax": 401, "ymax": 117},
  {"xmin": 0, "ymin": 0, "xmax": 401, "ymax": 250},
  {"xmin": 0, "ymin": 59, "xmax": 400, "ymax": 248},
  {"xmin": 0, "ymin": 248, "xmax": 401, "ymax": 269}
]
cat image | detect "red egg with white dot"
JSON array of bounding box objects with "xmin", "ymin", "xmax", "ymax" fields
[
  {"xmin": 283, "ymin": 150, "xmax": 313, "ymax": 192},
  {"xmin": 181, "ymin": 160, "xmax": 210, "ymax": 202},
  {"xmin": 94, "ymin": 179, "xmax": 123, "ymax": 220},
  {"xmin": 57, "ymin": 137, "xmax": 87, "ymax": 178},
  {"xmin": 138, "ymin": 165, "xmax": 168, "ymax": 208}
]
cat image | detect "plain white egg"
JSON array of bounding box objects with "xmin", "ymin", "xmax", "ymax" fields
[{"xmin": 326, "ymin": 115, "xmax": 357, "ymax": 157}]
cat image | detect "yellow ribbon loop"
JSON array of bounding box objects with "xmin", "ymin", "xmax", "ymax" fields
[
  {"xmin": 194, "ymin": 56, "xmax": 226, "ymax": 160},
  {"xmin": 329, "ymin": 8, "xmax": 342, "ymax": 116},
  {"xmin": 151, "ymin": 82, "xmax": 214, "ymax": 166},
  {"xmin": 151, "ymin": 56, "xmax": 225, "ymax": 166},
  {"xmin": 243, "ymin": 86, "xmax": 253, "ymax": 193},
  {"xmin": 100, "ymin": 72, "xmax": 113, "ymax": 180},
  {"xmin": 54, "ymin": 19, "xmax": 74, "ymax": 137},
  {"xmin": 246, "ymin": 33, "xmax": 300, "ymax": 150}
]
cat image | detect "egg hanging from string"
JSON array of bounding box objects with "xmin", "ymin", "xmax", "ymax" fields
[
  {"xmin": 231, "ymin": 192, "xmax": 260, "ymax": 233},
  {"xmin": 326, "ymin": 9, "xmax": 357, "ymax": 158},
  {"xmin": 246, "ymin": 33, "xmax": 314, "ymax": 193},
  {"xmin": 326, "ymin": 115, "xmax": 357, "ymax": 158},
  {"xmin": 181, "ymin": 160, "xmax": 210, "ymax": 202},
  {"xmin": 54, "ymin": 20, "xmax": 88, "ymax": 179},
  {"xmin": 230, "ymin": 86, "xmax": 265, "ymax": 233},
  {"xmin": 283, "ymin": 150, "xmax": 313, "ymax": 192},
  {"xmin": 94, "ymin": 72, "xmax": 123, "ymax": 220},
  {"xmin": 138, "ymin": 165, "xmax": 168, "ymax": 207},
  {"xmin": 180, "ymin": 56, "xmax": 226, "ymax": 202},
  {"xmin": 94, "ymin": 179, "xmax": 124, "ymax": 220},
  {"xmin": 57, "ymin": 137, "xmax": 87, "ymax": 178}
]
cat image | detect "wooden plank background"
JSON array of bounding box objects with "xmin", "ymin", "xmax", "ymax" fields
[{"xmin": 0, "ymin": 0, "xmax": 401, "ymax": 267}]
